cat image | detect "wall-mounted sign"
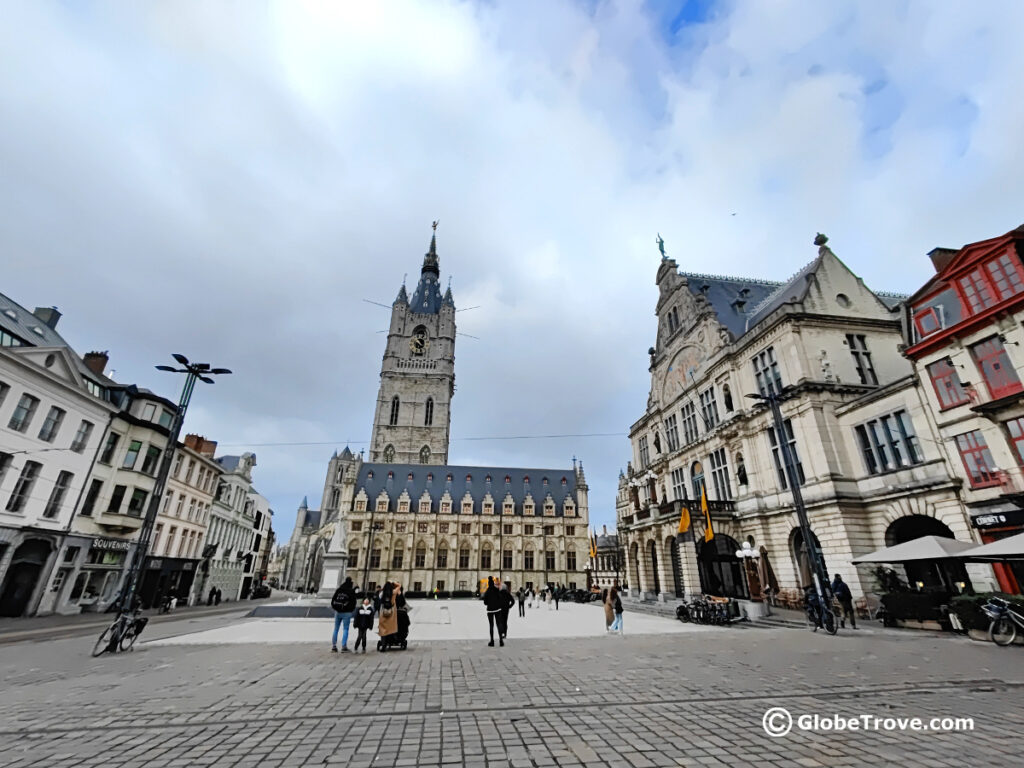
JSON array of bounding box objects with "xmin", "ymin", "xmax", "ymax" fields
[
  {"xmin": 92, "ymin": 538, "xmax": 132, "ymax": 551},
  {"xmin": 972, "ymin": 509, "xmax": 1024, "ymax": 529}
]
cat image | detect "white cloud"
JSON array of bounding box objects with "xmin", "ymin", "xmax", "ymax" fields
[{"xmin": 2, "ymin": 0, "xmax": 1023, "ymax": 536}]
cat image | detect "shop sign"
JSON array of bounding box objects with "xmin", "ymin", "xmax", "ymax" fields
[
  {"xmin": 148, "ymin": 559, "xmax": 163, "ymax": 569},
  {"xmin": 92, "ymin": 538, "xmax": 132, "ymax": 551},
  {"xmin": 972, "ymin": 508, "xmax": 1024, "ymax": 529}
]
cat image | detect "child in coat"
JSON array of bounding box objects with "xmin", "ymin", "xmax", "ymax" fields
[{"xmin": 353, "ymin": 597, "xmax": 375, "ymax": 653}]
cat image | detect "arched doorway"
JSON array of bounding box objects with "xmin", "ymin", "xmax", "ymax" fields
[
  {"xmin": 885, "ymin": 515, "xmax": 967, "ymax": 590},
  {"xmin": 665, "ymin": 537, "xmax": 683, "ymax": 597},
  {"xmin": 697, "ymin": 534, "xmax": 749, "ymax": 599},
  {"xmin": 646, "ymin": 540, "xmax": 660, "ymax": 594},
  {"xmin": 790, "ymin": 528, "xmax": 825, "ymax": 590},
  {"xmin": 0, "ymin": 539, "xmax": 52, "ymax": 617}
]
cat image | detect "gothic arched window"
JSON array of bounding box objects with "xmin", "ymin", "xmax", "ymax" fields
[
  {"xmin": 424, "ymin": 397, "xmax": 434, "ymax": 426},
  {"xmin": 419, "ymin": 445, "xmax": 431, "ymax": 464},
  {"xmin": 389, "ymin": 396, "xmax": 400, "ymax": 426},
  {"xmin": 383, "ymin": 444, "xmax": 395, "ymax": 463}
]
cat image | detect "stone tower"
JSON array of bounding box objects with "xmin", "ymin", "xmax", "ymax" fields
[{"xmin": 369, "ymin": 229, "xmax": 455, "ymax": 465}]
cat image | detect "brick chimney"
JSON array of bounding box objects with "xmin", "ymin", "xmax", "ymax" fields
[
  {"xmin": 82, "ymin": 351, "xmax": 109, "ymax": 377},
  {"xmin": 928, "ymin": 247, "xmax": 958, "ymax": 273},
  {"xmin": 32, "ymin": 306, "xmax": 62, "ymax": 330},
  {"xmin": 184, "ymin": 434, "xmax": 218, "ymax": 457}
]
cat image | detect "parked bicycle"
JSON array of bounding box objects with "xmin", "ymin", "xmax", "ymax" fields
[
  {"xmin": 803, "ymin": 586, "xmax": 838, "ymax": 635},
  {"xmin": 92, "ymin": 608, "xmax": 148, "ymax": 656},
  {"xmin": 676, "ymin": 595, "xmax": 736, "ymax": 626},
  {"xmin": 982, "ymin": 597, "xmax": 1024, "ymax": 646}
]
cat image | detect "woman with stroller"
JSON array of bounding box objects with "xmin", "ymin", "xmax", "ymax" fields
[{"xmin": 377, "ymin": 582, "xmax": 410, "ymax": 651}]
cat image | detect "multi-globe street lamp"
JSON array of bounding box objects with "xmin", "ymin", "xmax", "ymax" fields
[{"xmin": 108, "ymin": 354, "xmax": 230, "ymax": 644}]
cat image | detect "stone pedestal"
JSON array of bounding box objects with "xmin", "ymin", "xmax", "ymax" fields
[{"xmin": 317, "ymin": 553, "xmax": 346, "ymax": 598}]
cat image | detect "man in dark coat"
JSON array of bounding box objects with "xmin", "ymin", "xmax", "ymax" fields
[
  {"xmin": 331, "ymin": 576, "xmax": 358, "ymax": 652},
  {"xmin": 831, "ymin": 574, "xmax": 856, "ymax": 629},
  {"xmin": 483, "ymin": 577, "xmax": 503, "ymax": 646},
  {"xmin": 496, "ymin": 583, "xmax": 515, "ymax": 644},
  {"xmin": 516, "ymin": 588, "xmax": 526, "ymax": 617}
]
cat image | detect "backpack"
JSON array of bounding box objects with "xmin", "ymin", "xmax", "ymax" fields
[{"xmin": 331, "ymin": 587, "xmax": 355, "ymax": 613}]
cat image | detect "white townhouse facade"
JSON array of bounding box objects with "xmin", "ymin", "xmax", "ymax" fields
[
  {"xmin": 0, "ymin": 304, "xmax": 116, "ymax": 616},
  {"xmin": 144, "ymin": 433, "xmax": 221, "ymax": 608}
]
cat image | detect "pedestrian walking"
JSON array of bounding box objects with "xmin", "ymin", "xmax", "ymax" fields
[
  {"xmin": 609, "ymin": 587, "xmax": 624, "ymax": 634},
  {"xmin": 553, "ymin": 588, "xmax": 559, "ymax": 611},
  {"xmin": 214, "ymin": 588, "xmax": 221, "ymax": 605},
  {"xmin": 603, "ymin": 588, "xmax": 614, "ymax": 632},
  {"xmin": 331, "ymin": 576, "xmax": 357, "ymax": 652},
  {"xmin": 516, "ymin": 588, "xmax": 526, "ymax": 617},
  {"xmin": 497, "ymin": 582, "xmax": 514, "ymax": 643},
  {"xmin": 831, "ymin": 574, "xmax": 857, "ymax": 629},
  {"xmin": 483, "ymin": 577, "xmax": 503, "ymax": 646},
  {"xmin": 377, "ymin": 582, "xmax": 399, "ymax": 647},
  {"xmin": 354, "ymin": 596, "xmax": 374, "ymax": 653}
]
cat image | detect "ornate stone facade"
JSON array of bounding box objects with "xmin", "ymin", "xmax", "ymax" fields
[
  {"xmin": 619, "ymin": 236, "xmax": 993, "ymax": 606},
  {"xmin": 294, "ymin": 230, "xmax": 589, "ymax": 596}
]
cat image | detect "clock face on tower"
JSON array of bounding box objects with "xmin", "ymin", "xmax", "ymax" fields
[{"xmin": 410, "ymin": 327, "xmax": 429, "ymax": 356}]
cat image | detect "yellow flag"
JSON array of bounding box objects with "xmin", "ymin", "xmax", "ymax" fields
[
  {"xmin": 677, "ymin": 505, "xmax": 691, "ymax": 534},
  {"xmin": 701, "ymin": 485, "xmax": 715, "ymax": 542},
  {"xmin": 589, "ymin": 529, "xmax": 597, "ymax": 559}
]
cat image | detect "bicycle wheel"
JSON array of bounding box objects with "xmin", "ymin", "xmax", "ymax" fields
[
  {"xmin": 119, "ymin": 626, "xmax": 138, "ymax": 652},
  {"xmin": 92, "ymin": 622, "xmax": 116, "ymax": 657},
  {"xmin": 990, "ymin": 617, "xmax": 1017, "ymax": 646},
  {"xmin": 675, "ymin": 605, "xmax": 690, "ymax": 623},
  {"xmin": 822, "ymin": 608, "xmax": 838, "ymax": 636}
]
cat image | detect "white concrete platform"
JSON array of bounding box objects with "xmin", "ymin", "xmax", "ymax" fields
[{"xmin": 146, "ymin": 599, "xmax": 717, "ymax": 645}]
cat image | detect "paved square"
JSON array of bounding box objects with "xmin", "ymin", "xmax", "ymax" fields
[{"xmin": 1, "ymin": 603, "xmax": 1022, "ymax": 767}]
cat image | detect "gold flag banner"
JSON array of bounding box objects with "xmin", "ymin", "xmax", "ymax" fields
[
  {"xmin": 701, "ymin": 485, "xmax": 715, "ymax": 542},
  {"xmin": 677, "ymin": 506, "xmax": 691, "ymax": 534},
  {"xmin": 589, "ymin": 529, "xmax": 597, "ymax": 559}
]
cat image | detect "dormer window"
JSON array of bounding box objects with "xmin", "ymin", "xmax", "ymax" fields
[
  {"xmin": 398, "ymin": 500, "xmax": 409, "ymax": 513},
  {"xmin": 462, "ymin": 501, "xmax": 473, "ymax": 514},
  {"xmin": 483, "ymin": 502, "xmax": 494, "ymax": 514},
  {"xmin": 441, "ymin": 501, "xmax": 451, "ymax": 513},
  {"xmin": 524, "ymin": 503, "xmax": 534, "ymax": 516},
  {"xmin": 419, "ymin": 500, "xmax": 431, "ymax": 514},
  {"xmin": 376, "ymin": 499, "xmax": 388, "ymax": 512},
  {"xmin": 355, "ymin": 499, "xmax": 367, "ymax": 512}
]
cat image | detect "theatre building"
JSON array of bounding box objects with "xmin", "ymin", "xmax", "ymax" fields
[{"xmin": 618, "ymin": 235, "xmax": 992, "ymax": 607}]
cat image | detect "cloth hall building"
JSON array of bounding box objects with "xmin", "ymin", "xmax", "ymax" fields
[
  {"xmin": 284, "ymin": 231, "xmax": 590, "ymax": 596},
  {"xmin": 618, "ymin": 235, "xmax": 994, "ymax": 606}
]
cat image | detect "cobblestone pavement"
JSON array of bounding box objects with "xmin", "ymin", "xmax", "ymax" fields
[{"xmin": 1, "ymin": 609, "xmax": 1022, "ymax": 767}]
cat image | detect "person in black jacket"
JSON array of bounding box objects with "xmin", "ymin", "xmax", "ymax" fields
[
  {"xmin": 483, "ymin": 577, "xmax": 502, "ymax": 646},
  {"xmin": 353, "ymin": 596, "xmax": 374, "ymax": 653},
  {"xmin": 516, "ymin": 588, "xmax": 525, "ymax": 617},
  {"xmin": 496, "ymin": 582, "xmax": 515, "ymax": 644},
  {"xmin": 831, "ymin": 574, "xmax": 856, "ymax": 629},
  {"xmin": 331, "ymin": 576, "xmax": 357, "ymax": 652}
]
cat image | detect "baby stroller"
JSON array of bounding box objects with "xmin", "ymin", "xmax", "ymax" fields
[{"xmin": 377, "ymin": 599, "xmax": 411, "ymax": 651}]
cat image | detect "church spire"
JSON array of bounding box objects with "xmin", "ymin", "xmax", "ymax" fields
[
  {"xmin": 410, "ymin": 221, "xmax": 444, "ymax": 313},
  {"xmin": 422, "ymin": 220, "xmax": 440, "ymax": 277}
]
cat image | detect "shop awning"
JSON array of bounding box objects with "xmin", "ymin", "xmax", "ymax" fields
[
  {"xmin": 851, "ymin": 535, "xmax": 977, "ymax": 564},
  {"xmin": 960, "ymin": 531, "xmax": 1024, "ymax": 561}
]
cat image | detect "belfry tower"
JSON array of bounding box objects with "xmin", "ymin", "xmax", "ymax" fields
[{"xmin": 368, "ymin": 226, "xmax": 456, "ymax": 465}]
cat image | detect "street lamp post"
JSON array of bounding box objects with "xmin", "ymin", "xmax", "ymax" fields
[
  {"xmin": 113, "ymin": 355, "xmax": 231, "ymax": 624},
  {"xmin": 746, "ymin": 390, "xmax": 831, "ymax": 606},
  {"xmin": 361, "ymin": 516, "xmax": 384, "ymax": 594}
]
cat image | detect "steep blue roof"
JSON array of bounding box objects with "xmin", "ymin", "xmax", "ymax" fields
[
  {"xmin": 354, "ymin": 463, "xmax": 580, "ymax": 515},
  {"xmin": 680, "ymin": 272, "xmax": 781, "ymax": 339},
  {"xmin": 409, "ymin": 233, "xmax": 444, "ymax": 314}
]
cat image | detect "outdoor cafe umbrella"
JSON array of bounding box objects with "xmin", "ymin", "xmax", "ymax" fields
[
  {"xmin": 960, "ymin": 531, "xmax": 1024, "ymax": 561},
  {"xmin": 851, "ymin": 535, "xmax": 976, "ymax": 564},
  {"xmin": 757, "ymin": 546, "xmax": 780, "ymax": 595}
]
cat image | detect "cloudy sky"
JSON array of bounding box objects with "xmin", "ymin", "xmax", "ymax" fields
[{"xmin": 3, "ymin": 1, "xmax": 1023, "ymax": 538}]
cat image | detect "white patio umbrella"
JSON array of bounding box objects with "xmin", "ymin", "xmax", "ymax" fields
[
  {"xmin": 960, "ymin": 531, "xmax": 1024, "ymax": 560},
  {"xmin": 851, "ymin": 535, "xmax": 977, "ymax": 564}
]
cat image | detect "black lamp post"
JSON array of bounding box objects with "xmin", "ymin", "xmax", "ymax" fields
[
  {"xmin": 746, "ymin": 389, "xmax": 831, "ymax": 605},
  {"xmin": 113, "ymin": 355, "xmax": 230, "ymax": 623}
]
